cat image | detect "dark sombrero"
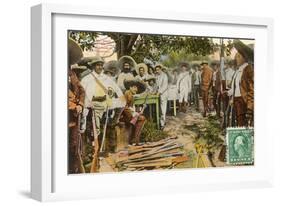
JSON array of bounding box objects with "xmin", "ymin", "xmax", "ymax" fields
[
  {"xmin": 118, "ymin": 55, "xmax": 137, "ymax": 72},
  {"xmin": 68, "ymin": 38, "xmax": 83, "ymax": 65},
  {"xmin": 77, "ymin": 57, "xmax": 96, "ymax": 67},
  {"xmin": 200, "ymin": 61, "xmax": 208, "ymax": 66},
  {"xmin": 233, "ymin": 39, "xmax": 254, "ymax": 63},
  {"xmin": 124, "ymin": 79, "xmax": 146, "ymax": 94},
  {"xmin": 104, "ymin": 60, "xmax": 120, "ymax": 76}
]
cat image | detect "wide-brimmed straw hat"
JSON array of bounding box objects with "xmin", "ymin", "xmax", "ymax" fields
[
  {"xmin": 68, "ymin": 38, "xmax": 83, "ymax": 65},
  {"xmin": 118, "ymin": 55, "xmax": 137, "ymax": 71},
  {"xmin": 179, "ymin": 62, "xmax": 190, "ymax": 68},
  {"xmin": 136, "ymin": 63, "xmax": 148, "ymax": 75},
  {"xmin": 124, "ymin": 79, "xmax": 146, "ymax": 94}
]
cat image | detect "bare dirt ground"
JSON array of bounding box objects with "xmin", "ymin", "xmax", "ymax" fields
[{"xmin": 164, "ymin": 105, "xmax": 226, "ymax": 169}]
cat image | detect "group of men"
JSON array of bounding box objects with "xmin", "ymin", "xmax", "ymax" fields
[
  {"xmin": 68, "ymin": 37, "xmax": 254, "ymax": 173},
  {"xmin": 199, "ymin": 40, "xmax": 254, "ymax": 128},
  {"xmin": 68, "ymin": 38, "xmax": 172, "ymax": 173}
]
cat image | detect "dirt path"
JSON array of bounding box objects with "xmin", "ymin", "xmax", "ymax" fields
[{"xmin": 164, "ymin": 106, "xmax": 226, "ymax": 168}]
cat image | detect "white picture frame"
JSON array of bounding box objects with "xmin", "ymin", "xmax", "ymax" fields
[{"xmin": 31, "ymin": 3, "xmax": 274, "ymax": 202}]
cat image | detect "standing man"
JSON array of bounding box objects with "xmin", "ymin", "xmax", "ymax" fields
[
  {"xmin": 221, "ymin": 60, "xmax": 235, "ymax": 127},
  {"xmin": 117, "ymin": 56, "xmax": 136, "ymax": 91},
  {"xmin": 176, "ymin": 62, "xmax": 191, "ymax": 113},
  {"xmin": 80, "ymin": 56, "xmax": 126, "ymax": 150},
  {"xmin": 227, "ymin": 40, "xmax": 254, "ymax": 127},
  {"xmin": 103, "ymin": 60, "xmax": 119, "ymax": 83},
  {"xmin": 200, "ymin": 62, "xmax": 213, "ymax": 117},
  {"xmin": 155, "ymin": 64, "xmax": 169, "ymax": 130},
  {"xmin": 211, "ymin": 61, "xmax": 222, "ymax": 118},
  {"xmin": 135, "ymin": 63, "xmax": 148, "ymax": 81},
  {"xmin": 68, "ymin": 38, "xmax": 85, "ymax": 174},
  {"xmin": 192, "ymin": 63, "xmax": 201, "ymax": 111}
]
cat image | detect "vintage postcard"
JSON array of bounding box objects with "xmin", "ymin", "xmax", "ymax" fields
[{"xmin": 67, "ymin": 30, "xmax": 254, "ymax": 174}]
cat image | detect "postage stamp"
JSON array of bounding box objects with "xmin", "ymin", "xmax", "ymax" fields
[{"xmin": 226, "ymin": 127, "xmax": 254, "ymax": 165}]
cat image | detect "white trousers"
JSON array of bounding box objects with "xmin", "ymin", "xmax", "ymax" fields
[
  {"xmin": 179, "ymin": 90, "xmax": 189, "ymax": 103},
  {"xmin": 160, "ymin": 93, "xmax": 168, "ymax": 127}
]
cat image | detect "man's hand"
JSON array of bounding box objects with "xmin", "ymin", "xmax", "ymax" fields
[{"xmin": 76, "ymin": 105, "xmax": 83, "ymax": 114}]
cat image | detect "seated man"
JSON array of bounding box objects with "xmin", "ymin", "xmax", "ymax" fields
[{"xmin": 120, "ymin": 79, "xmax": 147, "ymax": 145}]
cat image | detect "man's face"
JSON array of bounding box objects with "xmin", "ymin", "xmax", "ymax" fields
[
  {"xmin": 235, "ymin": 52, "xmax": 245, "ymax": 66},
  {"xmin": 130, "ymin": 85, "xmax": 138, "ymax": 94},
  {"xmin": 181, "ymin": 66, "xmax": 187, "ymax": 72},
  {"xmin": 123, "ymin": 62, "xmax": 131, "ymax": 72},
  {"xmin": 148, "ymin": 67, "xmax": 154, "ymax": 74},
  {"xmin": 139, "ymin": 67, "xmax": 145, "ymax": 76},
  {"xmin": 155, "ymin": 66, "xmax": 161, "ymax": 75},
  {"xmin": 93, "ymin": 62, "xmax": 103, "ymax": 74}
]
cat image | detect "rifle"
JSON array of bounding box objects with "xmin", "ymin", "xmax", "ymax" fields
[
  {"xmin": 90, "ymin": 109, "xmax": 99, "ymax": 173},
  {"xmin": 77, "ymin": 114, "xmax": 85, "ymax": 173},
  {"xmin": 100, "ymin": 106, "xmax": 109, "ymax": 153},
  {"xmin": 130, "ymin": 94, "xmax": 149, "ymax": 126}
]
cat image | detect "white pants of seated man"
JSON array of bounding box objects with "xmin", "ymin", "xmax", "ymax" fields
[{"xmin": 160, "ymin": 92, "xmax": 168, "ymax": 128}]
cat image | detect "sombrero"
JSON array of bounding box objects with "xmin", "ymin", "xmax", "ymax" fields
[
  {"xmin": 104, "ymin": 60, "xmax": 120, "ymax": 76},
  {"xmin": 87, "ymin": 56, "xmax": 104, "ymax": 66},
  {"xmin": 68, "ymin": 38, "xmax": 83, "ymax": 65},
  {"xmin": 154, "ymin": 63, "xmax": 163, "ymax": 69},
  {"xmin": 233, "ymin": 39, "xmax": 254, "ymax": 62},
  {"xmin": 200, "ymin": 61, "xmax": 208, "ymax": 66},
  {"xmin": 118, "ymin": 55, "xmax": 137, "ymax": 72},
  {"xmin": 124, "ymin": 79, "xmax": 146, "ymax": 94},
  {"xmin": 179, "ymin": 62, "xmax": 190, "ymax": 68},
  {"xmin": 77, "ymin": 57, "xmax": 96, "ymax": 67},
  {"xmin": 136, "ymin": 63, "xmax": 148, "ymax": 75}
]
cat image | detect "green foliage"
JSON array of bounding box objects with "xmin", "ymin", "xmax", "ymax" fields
[
  {"xmin": 69, "ymin": 31, "xmax": 215, "ymax": 62},
  {"xmin": 195, "ymin": 116, "xmax": 224, "ymax": 154},
  {"xmin": 140, "ymin": 119, "xmax": 169, "ymax": 142},
  {"xmin": 69, "ymin": 31, "xmax": 98, "ymax": 51}
]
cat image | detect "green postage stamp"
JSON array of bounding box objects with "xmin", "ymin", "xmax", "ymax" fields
[{"xmin": 226, "ymin": 127, "xmax": 254, "ymax": 165}]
